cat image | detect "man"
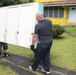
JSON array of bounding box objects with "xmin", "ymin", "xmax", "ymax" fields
[
  {"xmin": 0, "ymin": 42, "xmax": 9, "ymax": 57},
  {"xmin": 29, "ymin": 12, "xmax": 53, "ymax": 74}
]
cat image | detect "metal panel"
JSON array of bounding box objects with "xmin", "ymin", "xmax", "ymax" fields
[
  {"xmin": 17, "ymin": 5, "xmax": 35, "ymax": 47},
  {"xmin": 0, "ymin": 8, "xmax": 6, "ymax": 42},
  {"xmin": 69, "ymin": 7, "xmax": 76, "ymax": 22},
  {"xmin": 6, "ymin": 7, "xmax": 18, "ymax": 44}
]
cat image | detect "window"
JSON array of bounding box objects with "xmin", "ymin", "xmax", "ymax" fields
[
  {"xmin": 66, "ymin": 7, "xmax": 69, "ymax": 18},
  {"xmin": 44, "ymin": 6, "xmax": 64, "ymax": 18},
  {"xmin": 59, "ymin": 6, "xmax": 64, "ymax": 18},
  {"xmin": 54, "ymin": 6, "xmax": 58, "ymax": 17},
  {"xmin": 44, "ymin": 7, "xmax": 49, "ymax": 17},
  {"xmin": 49, "ymin": 7, "xmax": 53, "ymax": 17},
  {"xmin": 71, "ymin": 8, "xmax": 75, "ymax": 10}
]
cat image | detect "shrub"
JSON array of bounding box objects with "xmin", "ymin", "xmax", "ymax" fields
[{"xmin": 52, "ymin": 24, "xmax": 65, "ymax": 37}]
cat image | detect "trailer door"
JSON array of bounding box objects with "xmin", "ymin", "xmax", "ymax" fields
[
  {"xmin": 6, "ymin": 7, "xmax": 18, "ymax": 44},
  {"xmin": 0, "ymin": 8, "xmax": 6, "ymax": 42},
  {"xmin": 17, "ymin": 5, "xmax": 35, "ymax": 47}
]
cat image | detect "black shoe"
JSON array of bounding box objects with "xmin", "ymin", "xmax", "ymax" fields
[
  {"xmin": 3, "ymin": 53, "xmax": 10, "ymax": 57},
  {"xmin": 0, "ymin": 55, "xmax": 3, "ymax": 58},
  {"xmin": 0, "ymin": 54, "xmax": 3, "ymax": 58}
]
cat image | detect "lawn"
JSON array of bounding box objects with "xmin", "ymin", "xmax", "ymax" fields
[
  {"xmin": 65, "ymin": 26, "xmax": 76, "ymax": 35},
  {"xmin": 51, "ymin": 33, "xmax": 76, "ymax": 71},
  {"xmin": 7, "ymin": 33, "xmax": 76, "ymax": 72},
  {"xmin": 0, "ymin": 26, "xmax": 76, "ymax": 74},
  {"xmin": 0, "ymin": 64, "xmax": 18, "ymax": 75}
]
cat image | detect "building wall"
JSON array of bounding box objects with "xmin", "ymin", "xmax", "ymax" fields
[
  {"xmin": 49, "ymin": 6, "xmax": 68, "ymax": 25},
  {"xmin": 35, "ymin": 0, "xmax": 76, "ymax": 25},
  {"xmin": 47, "ymin": 6, "xmax": 76, "ymax": 25},
  {"xmin": 35, "ymin": 0, "xmax": 60, "ymax": 2},
  {"xmin": 49, "ymin": 6, "xmax": 76, "ymax": 25},
  {"xmin": 44, "ymin": 6, "xmax": 67, "ymax": 25}
]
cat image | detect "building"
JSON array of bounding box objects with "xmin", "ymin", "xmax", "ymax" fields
[
  {"xmin": 35, "ymin": 0, "xmax": 59, "ymax": 2},
  {"xmin": 35, "ymin": 0, "xmax": 76, "ymax": 25}
]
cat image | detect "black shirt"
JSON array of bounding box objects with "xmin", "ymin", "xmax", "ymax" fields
[{"xmin": 34, "ymin": 19, "xmax": 53, "ymax": 44}]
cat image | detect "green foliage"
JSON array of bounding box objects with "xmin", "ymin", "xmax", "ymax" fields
[
  {"xmin": 0, "ymin": 0, "xmax": 34, "ymax": 7},
  {"xmin": 0, "ymin": 0, "xmax": 22, "ymax": 7},
  {"xmin": 27, "ymin": 0, "xmax": 35, "ymax": 2},
  {"xmin": 52, "ymin": 24, "xmax": 65, "ymax": 37}
]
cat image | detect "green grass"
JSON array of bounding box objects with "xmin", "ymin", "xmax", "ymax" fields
[
  {"xmin": 7, "ymin": 33, "xmax": 76, "ymax": 72},
  {"xmin": 54, "ymin": 26, "xmax": 76, "ymax": 72},
  {"xmin": 0, "ymin": 26, "xmax": 76, "ymax": 74},
  {"xmin": 0, "ymin": 59, "xmax": 19, "ymax": 75},
  {"xmin": 8, "ymin": 34, "xmax": 76, "ymax": 71},
  {"xmin": 65, "ymin": 26, "xmax": 76, "ymax": 34},
  {"xmin": 8, "ymin": 44, "xmax": 34, "ymax": 58},
  {"xmin": 51, "ymin": 33, "xmax": 76, "ymax": 71},
  {"xmin": 0, "ymin": 65, "xmax": 18, "ymax": 75}
]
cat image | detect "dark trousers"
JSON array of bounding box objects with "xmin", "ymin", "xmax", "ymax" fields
[
  {"xmin": 32, "ymin": 41, "xmax": 52, "ymax": 71},
  {"xmin": 0, "ymin": 42, "xmax": 8, "ymax": 52}
]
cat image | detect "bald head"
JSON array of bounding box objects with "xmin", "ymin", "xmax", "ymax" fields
[
  {"xmin": 36, "ymin": 12, "xmax": 44, "ymax": 17},
  {"xmin": 36, "ymin": 12, "xmax": 45, "ymax": 22}
]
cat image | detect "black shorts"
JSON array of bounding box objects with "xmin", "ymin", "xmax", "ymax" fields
[{"xmin": 0, "ymin": 42, "xmax": 8, "ymax": 50}]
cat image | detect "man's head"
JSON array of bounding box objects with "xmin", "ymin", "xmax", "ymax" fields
[{"xmin": 36, "ymin": 12, "xmax": 45, "ymax": 22}]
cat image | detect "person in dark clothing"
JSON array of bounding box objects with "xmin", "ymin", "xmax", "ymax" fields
[
  {"xmin": 0, "ymin": 42, "xmax": 9, "ymax": 57},
  {"xmin": 30, "ymin": 14, "xmax": 46, "ymax": 58},
  {"xmin": 29, "ymin": 12, "xmax": 53, "ymax": 74}
]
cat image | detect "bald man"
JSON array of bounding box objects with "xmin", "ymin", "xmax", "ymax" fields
[{"xmin": 29, "ymin": 12, "xmax": 53, "ymax": 74}]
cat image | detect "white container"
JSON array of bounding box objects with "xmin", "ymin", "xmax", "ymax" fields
[{"xmin": 0, "ymin": 3, "xmax": 43, "ymax": 48}]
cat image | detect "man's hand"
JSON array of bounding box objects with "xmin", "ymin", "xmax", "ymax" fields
[{"xmin": 30, "ymin": 45, "xmax": 34, "ymax": 50}]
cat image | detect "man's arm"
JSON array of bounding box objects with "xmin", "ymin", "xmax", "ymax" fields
[{"xmin": 32, "ymin": 34, "xmax": 38, "ymax": 45}]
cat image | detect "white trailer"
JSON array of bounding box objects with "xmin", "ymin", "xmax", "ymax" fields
[{"xmin": 0, "ymin": 3, "xmax": 43, "ymax": 48}]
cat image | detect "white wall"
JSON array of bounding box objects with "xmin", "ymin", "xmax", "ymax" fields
[{"xmin": 69, "ymin": 7, "xmax": 76, "ymax": 22}]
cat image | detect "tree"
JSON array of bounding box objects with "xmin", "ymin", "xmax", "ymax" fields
[
  {"xmin": 27, "ymin": 0, "xmax": 35, "ymax": 2},
  {"xmin": 19, "ymin": 0, "xmax": 34, "ymax": 2},
  {"xmin": 0, "ymin": 0, "xmax": 21, "ymax": 7},
  {"xmin": 0, "ymin": 0, "xmax": 34, "ymax": 7}
]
